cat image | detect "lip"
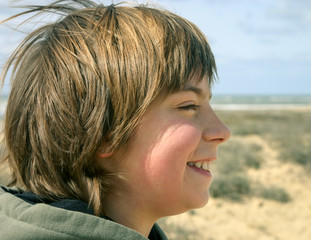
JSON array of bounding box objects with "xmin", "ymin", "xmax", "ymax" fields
[
  {"xmin": 187, "ymin": 164, "xmax": 212, "ymax": 177},
  {"xmin": 188, "ymin": 156, "xmax": 217, "ymax": 163}
]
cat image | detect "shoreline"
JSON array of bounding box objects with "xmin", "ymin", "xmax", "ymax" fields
[{"xmin": 211, "ymin": 104, "xmax": 311, "ymax": 111}]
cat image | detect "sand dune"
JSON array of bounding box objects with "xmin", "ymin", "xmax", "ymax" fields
[{"xmin": 160, "ymin": 133, "xmax": 311, "ymax": 240}]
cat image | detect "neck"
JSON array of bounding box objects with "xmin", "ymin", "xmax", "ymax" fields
[{"xmin": 102, "ymin": 193, "xmax": 158, "ymax": 237}]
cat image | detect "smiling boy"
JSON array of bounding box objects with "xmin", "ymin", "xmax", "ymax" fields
[{"xmin": 0, "ymin": 1, "xmax": 230, "ymax": 239}]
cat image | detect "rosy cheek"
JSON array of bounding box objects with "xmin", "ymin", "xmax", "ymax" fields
[
  {"xmin": 144, "ymin": 123, "xmax": 201, "ymax": 177},
  {"xmin": 162, "ymin": 123, "xmax": 200, "ymax": 152}
]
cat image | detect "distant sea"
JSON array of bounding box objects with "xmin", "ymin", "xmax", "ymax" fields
[
  {"xmin": 211, "ymin": 95, "xmax": 311, "ymax": 111},
  {"xmin": 0, "ymin": 95, "xmax": 311, "ymax": 119}
]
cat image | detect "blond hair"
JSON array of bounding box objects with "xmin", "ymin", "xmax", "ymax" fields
[{"xmin": 0, "ymin": 0, "xmax": 217, "ymax": 215}]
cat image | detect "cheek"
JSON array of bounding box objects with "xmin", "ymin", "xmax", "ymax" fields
[
  {"xmin": 158, "ymin": 124, "xmax": 200, "ymax": 155},
  {"xmin": 143, "ymin": 123, "xmax": 201, "ymax": 179}
]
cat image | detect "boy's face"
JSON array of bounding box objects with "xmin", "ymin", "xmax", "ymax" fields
[{"xmin": 111, "ymin": 77, "xmax": 230, "ymax": 218}]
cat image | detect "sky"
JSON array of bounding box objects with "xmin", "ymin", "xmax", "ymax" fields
[{"xmin": 0, "ymin": 0, "xmax": 310, "ymax": 95}]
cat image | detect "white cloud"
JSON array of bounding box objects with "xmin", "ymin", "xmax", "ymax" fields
[{"xmin": 268, "ymin": 0, "xmax": 311, "ymax": 26}]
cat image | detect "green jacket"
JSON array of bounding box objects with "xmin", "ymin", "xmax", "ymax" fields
[{"xmin": 0, "ymin": 186, "xmax": 168, "ymax": 240}]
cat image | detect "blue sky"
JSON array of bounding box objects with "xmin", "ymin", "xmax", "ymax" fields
[{"xmin": 1, "ymin": 0, "xmax": 310, "ymax": 95}]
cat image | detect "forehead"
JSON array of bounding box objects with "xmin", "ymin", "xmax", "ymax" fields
[
  {"xmin": 169, "ymin": 74, "xmax": 211, "ymax": 99},
  {"xmin": 180, "ymin": 78, "xmax": 211, "ymax": 99},
  {"xmin": 153, "ymin": 75, "xmax": 211, "ymax": 105}
]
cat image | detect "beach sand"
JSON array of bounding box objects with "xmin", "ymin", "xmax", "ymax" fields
[{"xmin": 159, "ymin": 133, "xmax": 311, "ymax": 240}]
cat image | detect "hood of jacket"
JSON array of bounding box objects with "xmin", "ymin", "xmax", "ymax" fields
[{"xmin": 0, "ymin": 186, "xmax": 167, "ymax": 240}]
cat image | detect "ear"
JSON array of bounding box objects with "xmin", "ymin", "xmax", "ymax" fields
[
  {"xmin": 97, "ymin": 151, "xmax": 113, "ymax": 158},
  {"xmin": 96, "ymin": 140, "xmax": 114, "ymax": 159},
  {"xmin": 96, "ymin": 149, "xmax": 114, "ymax": 169}
]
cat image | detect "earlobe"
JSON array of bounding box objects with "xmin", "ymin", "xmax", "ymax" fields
[
  {"xmin": 96, "ymin": 141, "xmax": 114, "ymax": 159},
  {"xmin": 95, "ymin": 148, "xmax": 114, "ymax": 170},
  {"xmin": 97, "ymin": 151, "xmax": 113, "ymax": 158}
]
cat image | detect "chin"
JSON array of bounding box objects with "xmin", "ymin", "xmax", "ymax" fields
[
  {"xmin": 184, "ymin": 193, "xmax": 210, "ymax": 212},
  {"xmin": 194, "ymin": 198, "xmax": 209, "ymax": 209}
]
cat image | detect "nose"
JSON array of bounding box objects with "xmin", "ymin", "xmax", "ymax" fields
[{"xmin": 202, "ymin": 108, "xmax": 231, "ymax": 143}]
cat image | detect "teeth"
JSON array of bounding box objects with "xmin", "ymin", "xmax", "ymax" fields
[
  {"xmin": 202, "ymin": 162, "xmax": 208, "ymax": 171},
  {"xmin": 195, "ymin": 162, "xmax": 202, "ymax": 168},
  {"xmin": 187, "ymin": 161, "xmax": 210, "ymax": 172}
]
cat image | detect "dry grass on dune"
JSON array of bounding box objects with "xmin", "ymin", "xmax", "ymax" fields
[{"xmin": 159, "ymin": 109, "xmax": 311, "ymax": 240}]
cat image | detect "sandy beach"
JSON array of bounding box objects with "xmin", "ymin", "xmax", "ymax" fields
[
  {"xmin": 212, "ymin": 104, "xmax": 311, "ymax": 111},
  {"xmin": 159, "ymin": 134, "xmax": 311, "ymax": 240},
  {"xmin": 159, "ymin": 108, "xmax": 311, "ymax": 240}
]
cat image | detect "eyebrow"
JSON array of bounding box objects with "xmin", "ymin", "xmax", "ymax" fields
[{"xmin": 181, "ymin": 86, "xmax": 212, "ymax": 100}]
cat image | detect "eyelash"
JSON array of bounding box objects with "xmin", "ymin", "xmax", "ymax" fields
[{"xmin": 178, "ymin": 104, "xmax": 200, "ymax": 111}]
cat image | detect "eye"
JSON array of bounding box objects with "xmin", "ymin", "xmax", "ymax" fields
[{"xmin": 178, "ymin": 104, "xmax": 200, "ymax": 111}]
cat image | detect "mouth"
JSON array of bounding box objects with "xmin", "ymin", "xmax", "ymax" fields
[{"xmin": 187, "ymin": 161, "xmax": 211, "ymax": 173}]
